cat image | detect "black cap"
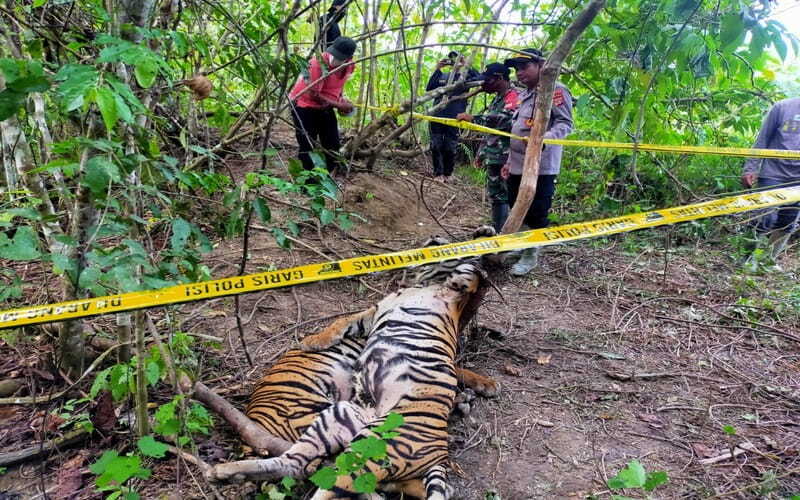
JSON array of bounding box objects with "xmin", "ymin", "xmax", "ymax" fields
[
  {"xmin": 480, "ymin": 62, "xmax": 510, "ymax": 80},
  {"xmin": 504, "ymin": 48, "xmax": 545, "ymax": 68},
  {"xmin": 326, "ymin": 36, "xmax": 356, "ymax": 60},
  {"xmin": 447, "ymin": 50, "xmax": 460, "ymax": 59}
]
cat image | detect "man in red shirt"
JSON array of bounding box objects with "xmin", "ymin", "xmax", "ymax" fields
[{"xmin": 289, "ymin": 37, "xmax": 357, "ymax": 174}]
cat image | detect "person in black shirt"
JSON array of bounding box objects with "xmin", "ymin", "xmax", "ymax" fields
[
  {"xmin": 425, "ymin": 51, "xmax": 479, "ymax": 182},
  {"xmin": 318, "ymin": 0, "xmax": 348, "ymax": 49}
]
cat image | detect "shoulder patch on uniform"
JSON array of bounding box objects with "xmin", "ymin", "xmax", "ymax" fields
[
  {"xmin": 553, "ymin": 88, "xmax": 565, "ymax": 106},
  {"xmin": 504, "ymin": 90, "xmax": 520, "ymax": 110}
]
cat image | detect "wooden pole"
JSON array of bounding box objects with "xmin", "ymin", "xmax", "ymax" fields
[{"xmin": 501, "ymin": 0, "xmax": 607, "ymax": 234}]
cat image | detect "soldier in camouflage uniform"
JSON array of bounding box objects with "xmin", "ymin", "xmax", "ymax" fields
[{"xmin": 457, "ymin": 63, "xmax": 520, "ymax": 231}]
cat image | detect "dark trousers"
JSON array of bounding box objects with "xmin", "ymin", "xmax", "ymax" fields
[
  {"xmin": 506, "ymin": 174, "xmax": 557, "ymax": 229},
  {"xmin": 755, "ymin": 177, "xmax": 800, "ymax": 234},
  {"xmin": 291, "ymin": 105, "xmax": 341, "ymax": 172},
  {"xmin": 430, "ymin": 123, "xmax": 459, "ymax": 177}
]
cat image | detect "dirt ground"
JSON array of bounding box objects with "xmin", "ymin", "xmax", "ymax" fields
[{"xmin": 1, "ymin": 148, "xmax": 799, "ymax": 499}]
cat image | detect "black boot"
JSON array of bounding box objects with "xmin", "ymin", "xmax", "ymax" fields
[{"xmin": 491, "ymin": 203, "xmax": 509, "ymax": 232}]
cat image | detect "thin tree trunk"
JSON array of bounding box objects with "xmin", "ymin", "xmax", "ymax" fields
[{"xmin": 502, "ymin": 0, "xmax": 607, "ymax": 234}]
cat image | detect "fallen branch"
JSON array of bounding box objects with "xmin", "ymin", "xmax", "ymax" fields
[
  {"xmin": 710, "ymin": 466, "xmax": 800, "ymax": 498},
  {"xmin": 187, "ymin": 381, "xmax": 291, "ymax": 456},
  {"xmin": 605, "ymin": 371, "xmax": 725, "ymax": 384},
  {"xmin": 698, "ymin": 442, "xmax": 756, "ymax": 465},
  {"xmin": 0, "ymin": 428, "xmax": 90, "ymax": 467}
]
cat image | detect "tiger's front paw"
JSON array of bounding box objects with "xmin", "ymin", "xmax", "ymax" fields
[
  {"xmin": 206, "ymin": 462, "xmax": 247, "ymax": 483},
  {"xmin": 299, "ymin": 334, "xmax": 333, "ymax": 352},
  {"xmin": 472, "ymin": 377, "xmax": 499, "ymax": 398},
  {"xmin": 457, "ymin": 368, "xmax": 500, "ymax": 398}
]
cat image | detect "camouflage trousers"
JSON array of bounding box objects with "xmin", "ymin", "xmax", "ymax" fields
[{"xmin": 486, "ymin": 163, "xmax": 508, "ymax": 205}]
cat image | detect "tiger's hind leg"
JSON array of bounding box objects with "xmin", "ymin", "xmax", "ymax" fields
[
  {"xmin": 423, "ymin": 464, "xmax": 452, "ymax": 500},
  {"xmin": 301, "ymin": 306, "xmax": 377, "ymax": 352},
  {"xmin": 208, "ymin": 401, "xmax": 371, "ymax": 482}
]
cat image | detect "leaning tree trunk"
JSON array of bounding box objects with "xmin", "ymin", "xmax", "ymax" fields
[{"xmin": 502, "ymin": 0, "xmax": 607, "ymax": 234}]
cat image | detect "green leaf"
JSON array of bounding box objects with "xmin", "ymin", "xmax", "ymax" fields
[
  {"xmin": 643, "ymin": 470, "xmax": 669, "ymax": 491},
  {"xmin": 107, "ymin": 76, "xmax": 145, "ymax": 112},
  {"xmin": 350, "ymin": 437, "xmax": 386, "ymax": 460},
  {"xmin": 0, "ymin": 89, "xmax": 25, "ymax": 120},
  {"xmin": 353, "ymin": 472, "xmax": 377, "ymax": 494},
  {"xmin": 335, "ymin": 452, "xmax": 361, "ymax": 474},
  {"xmin": 252, "ymin": 198, "xmax": 271, "ymax": 224},
  {"xmin": 608, "ymin": 460, "xmax": 646, "ymax": 489},
  {"xmin": 109, "ymin": 364, "xmax": 132, "ymax": 401},
  {"xmin": 309, "ymin": 466, "xmax": 337, "ymax": 490},
  {"xmin": 272, "ymin": 228, "xmax": 291, "ymax": 249},
  {"xmin": 89, "ymin": 449, "xmax": 120, "ymax": 475},
  {"xmin": 137, "ymin": 435, "xmax": 168, "ymax": 458},
  {"xmin": 90, "ymin": 368, "xmax": 112, "ymax": 398},
  {"xmin": 55, "ymin": 64, "xmax": 99, "ymax": 111},
  {"xmin": 280, "ymin": 477, "xmax": 296, "ymax": 491},
  {"xmin": 145, "ymin": 360, "xmax": 160, "ymax": 386},
  {"xmin": 372, "ymin": 412, "xmax": 404, "ymax": 433},
  {"xmin": 319, "ymin": 208, "xmax": 335, "ymax": 225},
  {"xmin": 84, "ymin": 156, "xmax": 121, "ymax": 196},
  {"xmin": 8, "ymin": 75, "xmax": 50, "ymax": 93},
  {"xmin": 78, "ymin": 266, "xmax": 105, "ymax": 296},
  {"xmin": 93, "ymin": 453, "xmax": 151, "ymax": 487},
  {"xmin": 134, "ymin": 59, "xmax": 158, "ymax": 88},
  {"xmin": 773, "ymin": 36, "xmax": 788, "ymax": 62},
  {"xmin": 170, "ymin": 218, "xmax": 192, "ymax": 251},
  {"xmin": 154, "ymin": 400, "xmax": 180, "ymax": 436},
  {"xmin": 95, "ymin": 86, "xmax": 118, "ymax": 132},
  {"xmin": 0, "ymin": 226, "xmax": 41, "ymax": 260},
  {"xmin": 723, "ymin": 424, "xmax": 737, "ymax": 435},
  {"xmin": 113, "ymin": 91, "xmax": 133, "ymax": 124},
  {"xmin": 719, "ymin": 13, "xmax": 744, "ymax": 50}
]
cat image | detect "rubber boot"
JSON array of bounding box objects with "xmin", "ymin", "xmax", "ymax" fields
[
  {"xmin": 510, "ymin": 247, "xmax": 540, "ymax": 276},
  {"xmin": 491, "ymin": 203, "xmax": 509, "ymax": 233},
  {"xmin": 767, "ymin": 230, "xmax": 790, "ymax": 271},
  {"xmin": 768, "ymin": 230, "xmax": 790, "ymax": 259},
  {"xmin": 504, "ymin": 224, "xmax": 530, "ymax": 264}
]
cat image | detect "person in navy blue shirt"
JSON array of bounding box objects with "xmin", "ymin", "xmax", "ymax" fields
[{"xmin": 426, "ymin": 51, "xmax": 479, "ymax": 182}]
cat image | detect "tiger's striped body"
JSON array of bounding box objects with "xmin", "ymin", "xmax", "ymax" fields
[
  {"xmin": 212, "ymin": 254, "xmax": 494, "ymax": 499},
  {"xmin": 245, "ymin": 336, "xmax": 365, "ymax": 443}
]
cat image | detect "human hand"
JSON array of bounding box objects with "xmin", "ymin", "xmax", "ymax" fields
[
  {"xmin": 337, "ymin": 99, "xmax": 354, "ymax": 114},
  {"xmin": 456, "ymin": 112, "xmax": 473, "ymax": 122},
  {"xmin": 500, "ymin": 164, "xmax": 510, "ymax": 180},
  {"xmin": 741, "ymin": 172, "xmax": 757, "ymax": 188}
]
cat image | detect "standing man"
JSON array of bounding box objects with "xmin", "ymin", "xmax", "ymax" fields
[
  {"xmin": 318, "ymin": 0, "xmax": 348, "ymax": 49},
  {"xmin": 741, "ymin": 96, "xmax": 800, "ymax": 263},
  {"xmin": 426, "ymin": 51, "xmax": 480, "ymax": 183},
  {"xmin": 289, "ymin": 36, "xmax": 357, "ymax": 175},
  {"xmin": 456, "ymin": 63, "xmax": 520, "ymax": 231},
  {"xmin": 502, "ymin": 48, "xmax": 573, "ymax": 276}
]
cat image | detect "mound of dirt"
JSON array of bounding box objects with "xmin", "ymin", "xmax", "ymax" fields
[{"xmin": 341, "ymin": 172, "xmax": 428, "ymax": 239}]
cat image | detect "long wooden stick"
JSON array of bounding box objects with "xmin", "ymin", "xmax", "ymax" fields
[{"xmin": 502, "ymin": 0, "xmax": 607, "ymax": 233}]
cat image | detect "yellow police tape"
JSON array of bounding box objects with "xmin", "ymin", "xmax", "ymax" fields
[
  {"xmin": 358, "ymin": 104, "xmax": 800, "ymax": 160},
  {"xmin": 1, "ymin": 186, "xmax": 799, "ymax": 329}
]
